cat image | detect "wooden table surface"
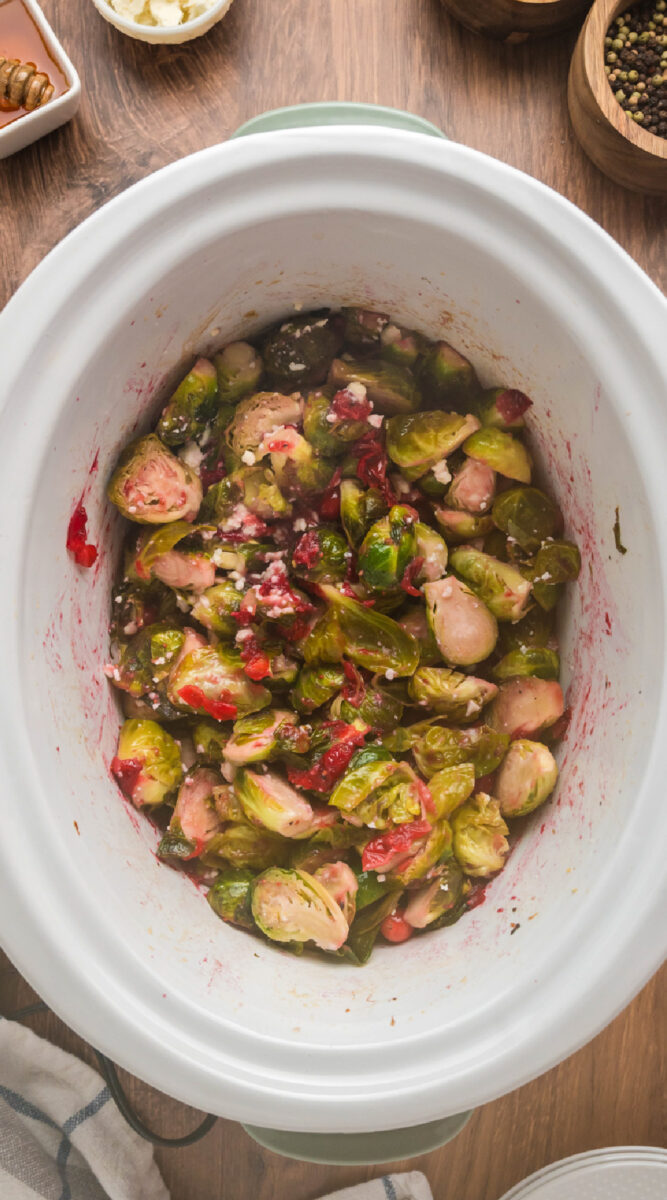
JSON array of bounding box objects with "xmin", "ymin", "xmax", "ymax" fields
[{"xmin": 1, "ymin": 1, "xmax": 665, "ymax": 1197}]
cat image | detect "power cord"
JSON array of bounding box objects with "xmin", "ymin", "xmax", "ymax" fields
[{"xmin": 5, "ymin": 1001, "xmax": 218, "ymax": 1148}]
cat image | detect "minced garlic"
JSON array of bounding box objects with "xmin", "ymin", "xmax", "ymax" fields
[{"xmin": 108, "ymin": 0, "xmax": 216, "ymax": 26}]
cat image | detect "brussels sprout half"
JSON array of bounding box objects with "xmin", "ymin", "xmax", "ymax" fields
[
  {"xmin": 404, "ymin": 860, "xmax": 465, "ymax": 929},
  {"xmin": 488, "ymin": 678, "xmax": 565, "ymax": 741},
  {"xmin": 304, "ymin": 585, "xmax": 420, "ymax": 677},
  {"xmin": 494, "ymin": 739, "xmax": 558, "ymax": 818},
  {"xmin": 291, "ymin": 528, "xmax": 349, "ymax": 584},
  {"xmin": 167, "ymin": 645, "xmax": 272, "ymax": 721},
  {"xmin": 492, "ymin": 647, "xmax": 560, "ymax": 683},
  {"xmin": 418, "ymin": 341, "xmax": 480, "ymax": 408},
  {"xmin": 263, "ymin": 314, "xmax": 342, "ymax": 389},
  {"xmin": 428, "ymin": 763, "xmax": 476, "ymax": 819},
  {"xmin": 449, "ymin": 546, "xmax": 532, "ymax": 622},
  {"xmin": 463, "ymin": 428, "xmax": 532, "ymax": 484},
  {"xmin": 491, "ymin": 487, "xmax": 562, "ymax": 553},
  {"xmin": 424, "ymin": 576, "xmax": 498, "ymax": 666},
  {"xmin": 409, "ymin": 667, "xmax": 498, "ymax": 722},
  {"xmin": 452, "ymin": 792, "xmax": 509, "ymax": 877},
  {"xmin": 214, "ymin": 341, "xmax": 263, "ymax": 404},
  {"xmin": 224, "ymin": 710, "xmax": 298, "ymax": 766},
  {"xmin": 157, "ymin": 358, "xmax": 219, "ymax": 447},
  {"xmin": 409, "ymin": 722, "xmax": 509, "ymax": 780},
  {"xmin": 226, "ymin": 391, "xmax": 303, "ymax": 458},
  {"xmin": 111, "ymin": 719, "xmax": 183, "ymax": 807},
  {"xmin": 358, "ymin": 505, "xmax": 418, "ymax": 593},
  {"xmin": 329, "ymin": 358, "xmax": 421, "ymax": 415},
  {"xmin": 235, "ymin": 768, "xmax": 323, "ymax": 838},
  {"xmin": 340, "ymin": 480, "xmax": 388, "ymax": 549},
  {"xmin": 386, "ymin": 410, "xmax": 480, "ymax": 480},
  {"xmin": 251, "ymin": 867, "xmax": 349, "ymax": 951},
  {"xmin": 313, "ymin": 861, "xmax": 359, "ymax": 924},
  {"xmin": 208, "ymin": 868, "xmax": 256, "ymax": 929},
  {"xmin": 107, "ymin": 434, "xmax": 203, "ymax": 524}
]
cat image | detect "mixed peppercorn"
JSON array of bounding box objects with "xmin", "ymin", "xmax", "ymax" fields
[{"xmin": 605, "ymin": 1, "xmax": 667, "ymax": 138}]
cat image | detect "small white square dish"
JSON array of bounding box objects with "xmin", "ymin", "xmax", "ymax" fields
[{"xmin": 0, "ymin": 0, "xmax": 80, "ymax": 160}]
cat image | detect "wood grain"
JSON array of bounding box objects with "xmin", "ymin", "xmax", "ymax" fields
[
  {"xmin": 439, "ymin": 0, "xmax": 590, "ymax": 42},
  {"xmin": 1, "ymin": 2, "xmax": 666, "ymax": 1197},
  {"xmin": 569, "ymin": 0, "xmax": 667, "ymax": 196}
]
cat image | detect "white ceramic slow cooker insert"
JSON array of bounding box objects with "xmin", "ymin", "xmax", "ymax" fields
[{"xmin": 0, "ymin": 124, "xmax": 666, "ymax": 1134}]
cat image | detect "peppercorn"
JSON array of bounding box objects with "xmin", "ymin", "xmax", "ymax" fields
[{"xmin": 606, "ymin": 0, "xmax": 667, "ymax": 139}]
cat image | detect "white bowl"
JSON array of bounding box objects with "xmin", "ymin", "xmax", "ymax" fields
[
  {"xmin": 0, "ymin": 0, "xmax": 81, "ymax": 160},
  {"xmin": 0, "ymin": 124, "xmax": 666, "ymax": 1136},
  {"xmin": 89, "ymin": 0, "xmax": 234, "ymax": 44}
]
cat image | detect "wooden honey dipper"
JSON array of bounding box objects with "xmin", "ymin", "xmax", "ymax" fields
[{"xmin": 0, "ymin": 55, "xmax": 53, "ymax": 110}]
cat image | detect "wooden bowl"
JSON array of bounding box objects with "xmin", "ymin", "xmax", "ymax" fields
[
  {"xmin": 439, "ymin": 0, "xmax": 590, "ymax": 42},
  {"xmin": 568, "ymin": 0, "xmax": 667, "ymax": 195}
]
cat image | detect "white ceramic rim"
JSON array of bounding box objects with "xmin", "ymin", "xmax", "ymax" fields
[
  {"xmin": 0, "ymin": 128, "xmax": 666, "ymax": 1132},
  {"xmin": 0, "ymin": 0, "xmax": 82, "ymax": 149},
  {"xmin": 498, "ymin": 1146, "xmax": 667, "ymax": 1199},
  {"xmin": 89, "ymin": 0, "xmax": 234, "ymax": 43}
]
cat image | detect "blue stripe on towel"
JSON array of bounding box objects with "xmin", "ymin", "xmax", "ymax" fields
[
  {"xmin": 0, "ymin": 1084, "xmax": 61, "ymax": 1130},
  {"xmin": 57, "ymin": 1087, "xmax": 111, "ymax": 1200},
  {"xmin": 382, "ymin": 1178, "xmax": 398, "ymax": 1200}
]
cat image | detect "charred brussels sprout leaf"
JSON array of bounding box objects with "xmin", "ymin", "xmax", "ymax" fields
[
  {"xmin": 329, "ymin": 358, "xmax": 421, "ymax": 415},
  {"xmin": 291, "ymin": 528, "xmax": 348, "ymax": 584},
  {"xmin": 463, "ymin": 428, "xmax": 532, "ymax": 484},
  {"xmin": 386, "ymin": 411, "xmax": 480, "ymax": 480},
  {"xmin": 492, "ymin": 647, "xmax": 560, "ymax": 683},
  {"xmin": 107, "ymin": 434, "xmax": 203, "ymax": 524},
  {"xmin": 157, "ymin": 358, "xmax": 219, "ymax": 447},
  {"xmin": 304, "ymin": 585, "xmax": 420, "ymax": 676},
  {"xmin": 111, "ymin": 719, "xmax": 182, "ymax": 807},
  {"xmin": 452, "ymin": 793, "xmax": 509, "ymax": 877},
  {"xmin": 291, "ymin": 665, "xmax": 345, "ymax": 715},
  {"xmin": 424, "ymin": 576, "xmax": 498, "ymax": 666},
  {"xmin": 449, "ymin": 546, "xmax": 532, "ymax": 622},
  {"xmin": 208, "ymin": 868, "xmax": 256, "ymax": 929},
  {"xmin": 491, "ymin": 486, "xmax": 562, "ymax": 553},
  {"xmin": 418, "ymin": 341, "xmax": 480, "ymax": 408},
  {"xmin": 408, "ymin": 667, "xmax": 498, "ymax": 722},
  {"xmin": 263, "ymin": 314, "xmax": 341, "ymax": 389},
  {"xmin": 404, "ymin": 860, "xmax": 465, "ymax": 928},
  {"xmin": 340, "ymin": 480, "xmax": 388, "ymax": 549},
  {"xmin": 214, "ymin": 342, "xmax": 263, "ymax": 405},
  {"xmin": 358, "ymin": 505, "xmax": 418, "ymax": 593},
  {"xmin": 495, "ymin": 739, "xmax": 558, "ymax": 818},
  {"xmin": 251, "ymin": 867, "xmax": 349, "ymax": 951}
]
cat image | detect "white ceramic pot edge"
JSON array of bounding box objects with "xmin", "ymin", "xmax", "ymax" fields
[{"xmin": 1, "ymin": 128, "xmax": 666, "ymax": 1133}]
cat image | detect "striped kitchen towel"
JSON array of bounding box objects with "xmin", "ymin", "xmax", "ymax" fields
[
  {"xmin": 0, "ymin": 1018, "xmax": 168, "ymax": 1200},
  {"xmin": 320, "ymin": 1175, "xmax": 433, "ymax": 1200}
]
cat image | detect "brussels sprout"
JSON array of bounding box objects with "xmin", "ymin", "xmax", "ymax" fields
[
  {"xmin": 167, "ymin": 644, "xmax": 271, "ymax": 720},
  {"xmin": 410, "ymin": 722, "xmax": 509, "ymax": 779},
  {"xmin": 393, "ymin": 820, "xmax": 453, "ymax": 885},
  {"xmin": 313, "ymin": 861, "xmax": 359, "ymax": 924},
  {"xmin": 263, "ymin": 314, "xmax": 342, "ymax": 388},
  {"xmin": 268, "ymin": 428, "xmax": 335, "ymax": 498},
  {"xmin": 252, "ymin": 866, "xmax": 350, "ymax": 952},
  {"xmin": 446, "ymin": 458, "xmax": 496, "ymax": 514},
  {"xmin": 304, "ymin": 585, "xmax": 420, "ymax": 676},
  {"xmin": 416, "ymin": 466, "xmax": 449, "ymax": 501},
  {"xmin": 329, "ymin": 358, "xmax": 421, "ymax": 415},
  {"xmin": 235, "ymin": 768, "xmax": 322, "ymax": 837},
  {"xmin": 397, "ymin": 605, "xmax": 442, "ymax": 665},
  {"xmin": 449, "ymin": 546, "xmax": 532, "ymax": 622},
  {"xmin": 157, "ymin": 358, "xmax": 219, "ymax": 447},
  {"xmin": 488, "ymin": 678, "xmax": 565, "ymax": 740},
  {"xmin": 223, "ymin": 709, "xmax": 298, "ymax": 765},
  {"xmin": 418, "ymin": 341, "xmax": 480, "ymax": 408},
  {"xmin": 340, "ymin": 480, "xmax": 388, "ymax": 548},
  {"xmin": 342, "ymin": 306, "xmax": 390, "ymax": 352},
  {"xmin": 386, "ymin": 411, "xmax": 480, "ymax": 480},
  {"xmin": 111, "ymin": 719, "xmax": 182, "ymax": 807},
  {"xmin": 404, "ymin": 861, "xmax": 464, "ymax": 928},
  {"xmin": 492, "ymin": 647, "xmax": 560, "ymax": 682},
  {"xmin": 330, "ymin": 681, "xmax": 405, "ymax": 733},
  {"xmin": 207, "ymin": 868, "xmax": 256, "ymax": 929},
  {"xmin": 491, "ymin": 487, "xmax": 562, "ymax": 553},
  {"xmin": 167, "ymin": 766, "xmax": 221, "ymax": 847},
  {"xmin": 108, "ymin": 623, "xmax": 186, "ymax": 697},
  {"xmin": 328, "ymin": 748, "xmax": 400, "ymax": 816},
  {"xmin": 498, "ymin": 609, "xmax": 554, "ymax": 658},
  {"xmin": 494, "ymin": 739, "xmax": 558, "ymax": 818},
  {"xmin": 208, "ymin": 539, "xmax": 272, "ymax": 575},
  {"xmin": 291, "ymin": 665, "xmax": 345, "ymax": 715},
  {"xmin": 358, "ymin": 505, "xmax": 418, "ymax": 593},
  {"xmin": 524, "ymin": 540, "xmax": 581, "ymax": 611},
  {"xmin": 201, "ymin": 823, "xmax": 291, "ymax": 871},
  {"xmin": 303, "ymin": 390, "xmax": 367, "ymax": 456},
  {"xmin": 107, "ymin": 434, "xmax": 203, "ymax": 524},
  {"xmin": 226, "ymin": 391, "xmax": 303, "ymax": 458},
  {"xmin": 424, "ymin": 576, "xmax": 498, "ymax": 666},
  {"xmin": 434, "ymin": 507, "xmax": 494, "ymax": 544},
  {"xmin": 190, "ymin": 582, "xmax": 241, "ymax": 636},
  {"xmin": 131, "ymin": 520, "xmax": 214, "ymax": 586},
  {"xmin": 214, "ymin": 341, "xmax": 263, "ymax": 404},
  {"xmin": 462, "ymin": 428, "xmax": 532, "ymax": 484},
  {"xmin": 330, "ymin": 749, "xmax": 423, "ymax": 829},
  {"xmin": 291, "ymin": 528, "xmax": 348, "ymax": 584},
  {"xmin": 413, "ymin": 523, "xmax": 448, "ymax": 583},
  {"xmin": 110, "ymin": 578, "xmax": 180, "ymax": 642},
  {"xmin": 428, "ymin": 763, "xmax": 476, "ymax": 819},
  {"xmin": 193, "ymin": 720, "xmax": 229, "ymax": 764},
  {"xmin": 452, "ymin": 792, "xmax": 509, "ymax": 877},
  {"xmin": 379, "ymin": 323, "xmax": 423, "ymax": 368},
  {"xmin": 408, "ymin": 667, "xmax": 498, "ymax": 721},
  {"xmin": 477, "ymin": 387, "xmax": 533, "ymax": 430},
  {"xmin": 120, "ymin": 688, "xmax": 183, "ymax": 723},
  {"xmin": 233, "ymin": 466, "xmax": 293, "ymax": 520}
]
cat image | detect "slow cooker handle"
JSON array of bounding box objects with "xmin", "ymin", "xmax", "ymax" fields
[{"xmin": 232, "ymin": 101, "xmax": 448, "ymax": 140}]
